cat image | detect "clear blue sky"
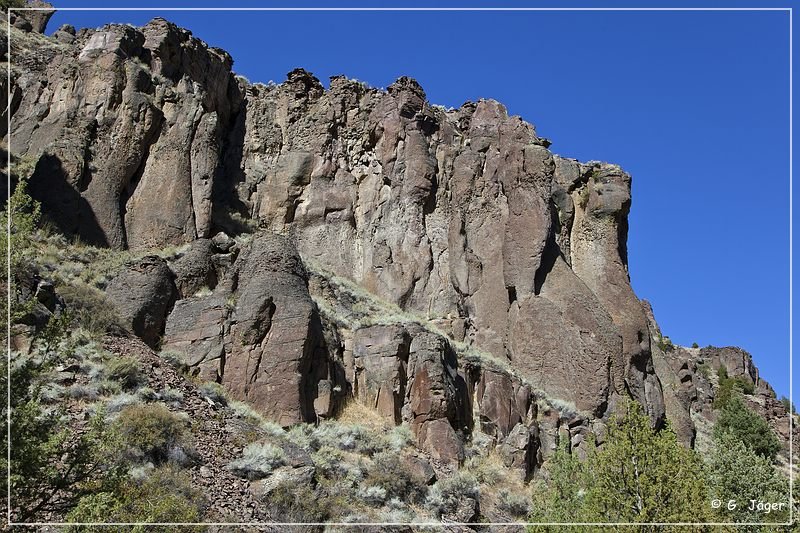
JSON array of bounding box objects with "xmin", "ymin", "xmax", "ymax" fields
[{"xmin": 40, "ymin": 1, "xmax": 793, "ymax": 399}]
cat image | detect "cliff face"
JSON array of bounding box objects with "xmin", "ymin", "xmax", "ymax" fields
[{"xmin": 5, "ymin": 15, "xmax": 794, "ymax": 478}]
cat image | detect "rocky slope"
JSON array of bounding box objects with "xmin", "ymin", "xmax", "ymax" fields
[{"xmin": 4, "ymin": 10, "xmax": 795, "ymax": 492}]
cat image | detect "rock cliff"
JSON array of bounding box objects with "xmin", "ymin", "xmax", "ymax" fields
[{"xmin": 5, "ymin": 14, "xmax": 794, "ymax": 480}]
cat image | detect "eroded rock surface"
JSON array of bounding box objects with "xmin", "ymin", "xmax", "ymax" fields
[
  {"xmin": 7, "ymin": 14, "xmax": 794, "ymax": 485},
  {"xmin": 106, "ymin": 255, "xmax": 176, "ymax": 348}
]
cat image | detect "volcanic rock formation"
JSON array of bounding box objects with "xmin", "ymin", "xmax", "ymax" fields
[{"xmin": 5, "ymin": 14, "xmax": 795, "ymax": 478}]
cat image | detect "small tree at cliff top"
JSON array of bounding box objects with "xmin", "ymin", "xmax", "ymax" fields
[{"xmin": 582, "ymin": 400, "xmax": 710, "ymax": 526}]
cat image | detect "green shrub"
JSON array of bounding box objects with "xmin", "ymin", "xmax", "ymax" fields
[
  {"xmin": 655, "ymin": 335, "xmax": 674, "ymax": 352},
  {"xmin": 105, "ymin": 393, "xmax": 140, "ymax": 414},
  {"xmin": 311, "ymin": 445, "xmax": 347, "ymax": 479},
  {"xmin": 714, "ymin": 366, "xmax": 756, "ymax": 409},
  {"xmin": 159, "ymin": 387, "xmax": 184, "ymax": 404},
  {"xmin": 57, "ymin": 281, "xmax": 126, "ymax": 336},
  {"xmin": 706, "ymin": 430, "xmax": 789, "ymax": 525},
  {"xmin": 497, "ymin": 488, "xmax": 531, "ymax": 517},
  {"xmin": 198, "ymin": 382, "xmax": 228, "ymax": 406},
  {"xmin": 115, "ymin": 403, "xmax": 190, "ymax": 465},
  {"xmin": 425, "ymin": 472, "xmax": 479, "ymax": 518},
  {"xmin": 356, "ymin": 485, "xmax": 387, "ymax": 506},
  {"xmin": 363, "ymin": 451, "xmax": 425, "ymax": 502},
  {"xmin": 66, "ymin": 466, "xmax": 205, "ymax": 532},
  {"xmin": 106, "ymin": 357, "xmax": 145, "ymax": 390},
  {"xmin": 66, "ymin": 383, "xmax": 99, "ymax": 401},
  {"xmin": 780, "ymin": 395, "xmax": 796, "ymax": 415},
  {"xmin": 227, "ymin": 442, "xmax": 285, "ymax": 480},
  {"xmin": 263, "ymin": 482, "xmax": 328, "ymax": 522},
  {"xmin": 713, "ymin": 396, "xmax": 781, "ymax": 460},
  {"xmin": 582, "ymin": 400, "xmax": 709, "ymax": 524},
  {"xmin": 691, "ymin": 342, "xmax": 699, "ymax": 348}
]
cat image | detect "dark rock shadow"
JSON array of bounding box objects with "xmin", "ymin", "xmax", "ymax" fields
[{"xmin": 29, "ymin": 152, "xmax": 108, "ymax": 247}]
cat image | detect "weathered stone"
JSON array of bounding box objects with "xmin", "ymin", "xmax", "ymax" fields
[
  {"xmin": 106, "ymin": 256, "xmax": 176, "ymax": 348},
  {"xmin": 643, "ymin": 301, "xmax": 696, "ymax": 447},
  {"xmin": 352, "ymin": 325, "xmax": 410, "ymax": 424},
  {"xmin": 211, "ymin": 231, "xmax": 235, "ymax": 252},
  {"xmin": 170, "ymin": 238, "xmax": 218, "ymax": 298},
  {"xmin": 471, "ymin": 365, "xmax": 534, "ymax": 440},
  {"xmin": 402, "ymin": 328, "xmax": 467, "ymax": 466},
  {"xmin": 570, "ymin": 163, "xmax": 665, "ymax": 425},
  {"xmin": 162, "ymin": 294, "xmax": 227, "ymax": 380},
  {"xmin": 221, "ymin": 233, "xmax": 324, "ymax": 426},
  {"xmin": 19, "ymin": 1, "xmax": 55, "ymax": 34},
  {"xmin": 401, "ymin": 453, "xmax": 437, "ymax": 485},
  {"xmin": 497, "ymin": 423, "xmax": 539, "ymax": 480}
]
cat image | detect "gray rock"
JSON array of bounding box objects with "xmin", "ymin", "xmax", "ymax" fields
[
  {"xmin": 106, "ymin": 256, "xmax": 176, "ymax": 348},
  {"xmin": 497, "ymin": 423, "xmax": 539, "ymax": 480},
  {"xmin": 170, "ymin": 238, "xmax": 218, "ymax": 298}
]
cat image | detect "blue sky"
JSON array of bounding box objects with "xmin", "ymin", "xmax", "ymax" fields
[{"xmin": 40, "ymin": 2, "xmax": 793, "ymax": 399}]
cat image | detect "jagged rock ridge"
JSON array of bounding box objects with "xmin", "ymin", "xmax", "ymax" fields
[{"xmin": 5, "ymin": 14, "xmax": 795, "ymax": 478}]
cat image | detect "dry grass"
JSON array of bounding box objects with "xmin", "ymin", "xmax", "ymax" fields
[{"xmin": 336, "ymin": 399, "xmax": 393, "ymax": 432}]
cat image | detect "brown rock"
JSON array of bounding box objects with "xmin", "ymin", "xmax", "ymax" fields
[
  {"xmin": 497, "ymin": 423, "xmax": 539, "ymax": 480},
  {"xmin": 170, "ymin": 238, "xmax": 218, "ymax": 298},
  {"xmin": 352, "ymin": 325, "xmax": 410, "ymax": 424},
  {"xmin": 403, "ymin": 329, "xmax": 467, "ymax": 466},
  {"xmin": 221, "ymin": 233, "xmax": 324, "ymax": 426}
]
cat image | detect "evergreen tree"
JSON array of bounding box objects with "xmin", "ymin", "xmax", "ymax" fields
[
  {"xmin": 528, "ymin": 438, "xmax": 588, "ymax": 532},
  {"xmin": 582, "ymin": 400, "xmax": 710, "ymax": 527},
  {"xmin": 714, "ymin": 396, "xmax": 781, "ymax": 461},
  {"xmin": 706, "ymin": 430, "xmax": 789, "ymax": 529}
]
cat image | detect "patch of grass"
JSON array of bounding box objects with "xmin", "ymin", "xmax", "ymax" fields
[
  {"xmin": 65, "ymin": 383, "xmax": 99, "ymax": 401},
  {"xmin": 198, "ymin": 382, "xmax": 228, "ymax": 406},
  {"xmin": 363, "ymin": 451, "xmax": 426, "ymax": 502},
  {"xmin": 463, "ymin": 450, "xmax": 509, "ymax": 486},
  {"xmin": 56, "ymin": 280, "xmax": 127, "ymax": 337},
  {"xmin": 104, "ymin": 393, "xmax": 141, "ymax": 415},
  {"xmin": 159, "ymin": 387, "xmax": 184, "ymax": 405},
  {"xmin": 425, "ymin": 471, "xmax": 479, "ymax": 518},
  {"xmin": 66, "ymin": 466, "xmax": 204, "ymax": 531}
]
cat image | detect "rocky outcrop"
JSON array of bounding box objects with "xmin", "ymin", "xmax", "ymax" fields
[
  {"xmin": 7, "ymin": 16, "xmax": 667, "ymax": 429},
  {"xmin": 403, "ymin": 328, "xmax": 469, "ymax": 466},
  {"xmin": 106, "ymin": 255, "xmax": 176, "ymax": 348},
  {"xmin": 170, "ymin": 238, "xmax": 219, "ymax": 298},
  {"xmin": 163, "ymin": 232, "xmax": 335, "ymax": 427},
  {"xmin": 9, "ymin": 2, "xmax": 55, "ymax": 34},
  {"xmin": 352, "ymin": 325, "xmax": 410, "ymax": 424},
  {"xmin": 222, "ymin": 233, "xmax": 326, "ymax": 426},
  {"xmin": 9, "ymin": 18, "xmax": 238, "ymax": 249},
  {"xmin": 8, "ymin": 15, "xmax": 795, "ymax": 489}
]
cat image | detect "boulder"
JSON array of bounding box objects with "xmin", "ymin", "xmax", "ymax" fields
[
  {"xmin": 106, "ymin": 256, "xmax": 176, "ymax": 348},
  {"xmin": 221, "ymin": 232, "xmax": 325, "ymax": 426},
  {"xmin": 162, "ymin": 294, "xmax": 228, "ymax": 381},
  {"xmin": 497, "ymin": 423, "xmax": 539, "ymax": 480},
  {"xmin": 352, "ymin": 325, "xmax": 410, "ymax": 424},
  {"xmin": 402, "ymin": 328, "xmax": 467, "ymax": 466},
  {"xmin": 170, "ymin": 238, "xmax": 218, "ymax": 298}
]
